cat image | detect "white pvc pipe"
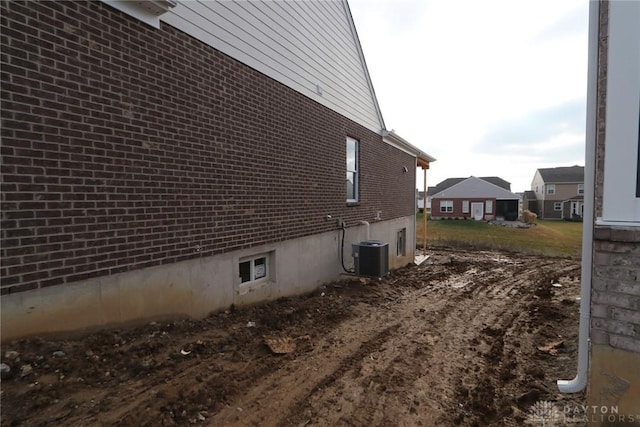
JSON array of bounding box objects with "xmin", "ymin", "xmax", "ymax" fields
[
  {"xmin": 359, "ymin": 220, "xmax": 370, "ymax": 240},
  {"xmin": 557, "ymin": 0, "xmax": 599, "ymax": 394}
]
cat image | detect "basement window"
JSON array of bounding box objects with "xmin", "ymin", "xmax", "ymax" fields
[{"xmin": 239, "ymin": 254, "xmax": 269, "ymax": 284}]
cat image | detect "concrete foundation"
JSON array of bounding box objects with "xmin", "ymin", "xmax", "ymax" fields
[{"xmin": 1, "ymin": 216, "xmax": 415, "ymax": 341}]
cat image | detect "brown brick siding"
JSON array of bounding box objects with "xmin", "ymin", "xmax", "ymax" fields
[
  {"xmin": 594, "ymin": 0, "xmax": 608, "ymax": 219},
  {"xmin": 0, "ymin": 1, "xmax": 416, "ymax": 294},
  {"xmin": 431, "ymin": 198, "xmax": 495, "ymax": 219}
]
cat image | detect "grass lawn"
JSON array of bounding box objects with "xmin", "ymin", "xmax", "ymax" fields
[{"xmin": 417, "ymin": 214, "xmax": 583, "ymax": 258}]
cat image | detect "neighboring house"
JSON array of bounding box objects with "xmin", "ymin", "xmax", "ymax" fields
[
  {"xmin": 530, "ymin": 166, "xmax": 585, "ymax": 220},
  {"xmin": 557, "ymin": 0, "xmax": 640, "ymax": 419},
  {"xmin": 0, "ymin": 1, "xmax": 434, "ymax": 340},
  {"xmin": 430, "ymin": 176, "xmax": 519, "ymax": 221},
  {"xmin": 417, "ymin": 177, "xmax": 511, "ymax": 215}
]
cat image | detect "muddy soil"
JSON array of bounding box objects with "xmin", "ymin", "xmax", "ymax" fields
[{"xmin": 1, "ymin": 249, "xmax": 585, "ymax": 426}]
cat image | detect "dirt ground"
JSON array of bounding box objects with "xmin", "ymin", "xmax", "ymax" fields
[{"xmin": 1, "ymin": 248, "xmax": 586, "ymax": 426}]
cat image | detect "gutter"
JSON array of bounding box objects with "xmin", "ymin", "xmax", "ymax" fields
[
  {"xmin": 381, "ymin": 129, "xmax": 437, "ymax": 164},
  {"xmin": 557, "ymin": 0, "xmax": 599, "ymax": 394}
]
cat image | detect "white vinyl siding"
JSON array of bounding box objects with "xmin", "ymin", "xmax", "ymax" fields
[{"xmin": 161, "ymin": 1, "xmax": 383, "ymax": 133}]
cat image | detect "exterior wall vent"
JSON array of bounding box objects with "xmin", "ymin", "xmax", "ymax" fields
[{"xmin": 352, "ymin": 240, "xmax": 389, "ymax": 278}]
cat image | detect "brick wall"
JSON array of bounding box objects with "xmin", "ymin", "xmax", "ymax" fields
[
  {"xmin": 0, "ymin": 1, "xmax": 416, "ymax": 295},
  {"xmin": 591, "ymin": 227, "xmax": 640, "ymax": 353}
]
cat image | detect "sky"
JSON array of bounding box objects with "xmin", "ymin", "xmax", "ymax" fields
[{"xmin": 348, "ymin": 0, "xmax": 590, "ymax": 193}]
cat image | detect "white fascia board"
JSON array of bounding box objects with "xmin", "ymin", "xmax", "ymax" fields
[
  {"xmin": 102, "ymin": 0, "xmax": 176, "ymax": 28},
  {"xmin": 382, "ymin": 130, "xmax": 436, "ymax": 162}
]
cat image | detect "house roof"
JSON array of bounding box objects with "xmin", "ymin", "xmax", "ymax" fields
[
  {"xmin": 431, "ymin": 176, "xmax": 519, "ymax": 200},
  {"xmin": 537, "ymin": 166, "xmax": 584, "ymax": 183},
  {"xmin": 524, "ymin": 190, "xmax": 536, "ymax": 199},
  {"xmin": 429, "ymin": 176, "xmax": 511, "ymax": 195}
]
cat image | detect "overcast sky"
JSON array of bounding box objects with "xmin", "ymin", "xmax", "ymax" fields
[{"xmin": 348, "ymin": 0, "xmax": 589, "ymax": 193}]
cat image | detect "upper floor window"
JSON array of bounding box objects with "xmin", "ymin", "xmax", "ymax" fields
[
  {"xmin": 547, "ymin": 184, "xmax": 556, "ymax": 195},
  {"xmin": 346, "ymin": 137, "xmax": 358, "ymax": 202},
  {"xmin": 578, "ymin": 184, "xmax": 584, "ymax": 195}
]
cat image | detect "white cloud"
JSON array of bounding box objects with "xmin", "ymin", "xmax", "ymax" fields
[{"xmin": 349, "ymin": 0, "xmax": 589, "ymax": 192}]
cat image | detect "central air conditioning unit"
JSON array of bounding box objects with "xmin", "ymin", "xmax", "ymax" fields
[{"xmin": 352, "ymin": 240, "xmax": 389, "ymax": 278}]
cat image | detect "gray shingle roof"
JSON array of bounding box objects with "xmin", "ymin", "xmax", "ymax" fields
[
  {"xmin": 428, "ymin": 176, "xmax": 511, "ymax": 195},
  {"xmin": 538, "ymin": 166, "xmax": 584, "ymax": 183},
  {"xmin": 431, "ymin": 176, "xmax": 519, "ymax": 200}
]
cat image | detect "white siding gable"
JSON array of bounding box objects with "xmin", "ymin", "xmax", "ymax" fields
[
  {"xmin": 160, "ymin": 0, "xmax": 384, "ymax": 133},
  {"xmin": 432, "ymin": 177, "xmax": 519, "ymax": 200}
]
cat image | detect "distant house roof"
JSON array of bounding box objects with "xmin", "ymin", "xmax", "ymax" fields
[
  {"xmin": 431, "ymin": 176, "xmax": 519, "ymax": 200},
  {"xmin": 538, "ymin": 166, "xmax": 584, "ymax": 183},
  {"xmin": 524, "ymin": 190, "xmax": 536, "ymax": 199},
  {"xmin": 429, "ymin": 176, "xmax": 511, "ymax": 195}
]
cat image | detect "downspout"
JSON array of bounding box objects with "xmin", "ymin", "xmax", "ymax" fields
[{"xmin": 557, "ymin": 0, "xmax": 599, "ymax": 394}]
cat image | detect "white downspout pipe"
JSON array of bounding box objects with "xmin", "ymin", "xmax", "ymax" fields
[
  {"xmin": 557, "ymin": 0, "xmax": 599, "ymax": 394},
  {"xmin": 359, "ymin": 221, "xmax": 370, "ymax": 240}
]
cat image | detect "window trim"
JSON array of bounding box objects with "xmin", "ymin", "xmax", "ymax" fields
[
  {"xmin": 346, "ymin": 137, "xmax": 359, "ymax": 203},
  {"xmin": 554, "ymin": 202, "xmax": 563, "ymax": 211},
  {"xmin": 547, "ymin": 184, "xmax": 556, "ymax": 195},
  {"xmin": 578, "ymin": 184, "xmax": 584, "ymax": 195}
]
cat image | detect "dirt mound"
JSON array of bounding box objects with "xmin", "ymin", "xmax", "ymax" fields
[{"xmin": 0, "ymin": 249, "xmax": 585, "ymax": 426}]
